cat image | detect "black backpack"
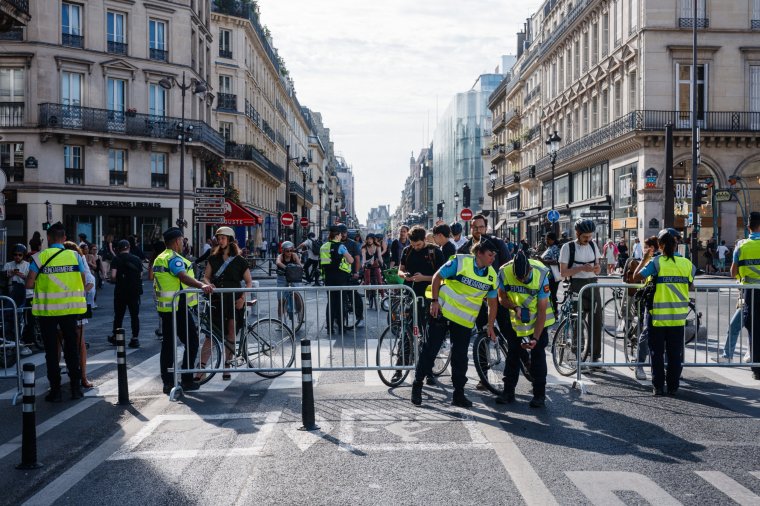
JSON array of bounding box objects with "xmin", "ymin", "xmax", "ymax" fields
[
  {"xmin": 310, "ymin": 238, "xmax": 322, "ymax": 256},
  {"xmin": 567, "ymin": 240, "xmax": 598, "ymax": 270}
]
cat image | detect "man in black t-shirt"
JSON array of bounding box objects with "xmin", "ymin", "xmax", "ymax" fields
[
  {"xmin": 109, "ymin": 240, "xmax": 143, "ymax": 348},
  {"xmin": 432, "ymin": 223, "xmax": 456, "ymax": 260}
]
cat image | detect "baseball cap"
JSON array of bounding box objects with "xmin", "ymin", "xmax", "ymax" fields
[{"xmin": 116, "ymin": 239, "xmax": 130, "ymax": 251}]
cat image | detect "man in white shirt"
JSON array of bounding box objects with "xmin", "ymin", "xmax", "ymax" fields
[
  {"xmin": 4, "ymin": 244, "xmax": 31, "ymax": 306},
  {"xmin": 298, "ymin": 232, "xmax": 321, "ymax": 285},
  {"xmin": 716, "ymin": 240, "xmax": 730, "ymax": 273},
  {"xmin": 449, "ymin": 222, "xmax": 468, "ymax": 251},
  {"xmin": 559, "ymin": 219, "xmax": 603, "ymax": 363},
  {"xmin": 632, "ymin": 238, "xmax": 643, "ymax": 260}
]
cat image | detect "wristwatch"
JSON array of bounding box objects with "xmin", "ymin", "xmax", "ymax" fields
[{"xmin": 431, "ymin": 298, "xmax": 438, "ymax": 302}]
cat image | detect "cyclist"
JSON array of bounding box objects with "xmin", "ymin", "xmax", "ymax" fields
[
  {"xmin": 320, "ymin": 225, "xmax": 354, "ymax": 334},
  {"xmin": 497, "ymin": 251, "xmax": 554, "ymax": 407},
  {"xmin": 275, "ymin": 241, "xmax": 302, "ymax": 321},
  {"xmin": 297, "ymin": 232, "xmax": 321, "ymax": 286},
  {"xmin": 632, "ymin": 229, "xmax": 695, "ymax": 395},
  {"xmin": 450, "ymin": 222, "xmax": 467, "ymax": 251},
  {"xmin": 361, "ymin": 233, "xmax": 384, "ymax": 289},
  {"xmin": 432, "ymin": 223, "xmax": 457, "ymax": 260},
  {"xmin": 411, "ymin": 240, "xmax": 499, "ymax": 408},
  {"xmin": 339, "ymin": 224, "xmax": 365, "ymax": 328},
  {"xmin": 559, "ymin": 219, "xmax": 602, "ymax": 366},
  {"xmin": 731, "ymin": 211, "xmax": 760, "ymax": 381}
]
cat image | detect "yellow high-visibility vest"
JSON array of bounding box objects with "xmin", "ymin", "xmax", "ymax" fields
[
  {"xmin": 650, "ymin": 255, "xmax": 693, "ymax": 327},
  {"xmin": 31, "ymin": 247, "xmax": 86, "ymax": 316},
  {"xmin": 152, "ymin": 249, "xmax": 197, "ymax": 313},
  {"xmin": 499, "ymin": 259, "xmax": 555, "ymax": 337},
  {"xmin": 438, "ymin": 255, "xmax": 497, "ymax": 328}
]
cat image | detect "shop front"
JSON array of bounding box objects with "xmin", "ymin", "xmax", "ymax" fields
[{"xmin": 613, "ymin": 162, "xmax": 638, "ymax": 247}]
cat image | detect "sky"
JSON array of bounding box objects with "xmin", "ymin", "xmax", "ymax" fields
[{"xmin": 257, "ymin": 0, "xmax": 538, "ymax": 224}]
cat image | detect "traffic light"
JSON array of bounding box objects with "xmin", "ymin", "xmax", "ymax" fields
[
  {"xmin": 42, "ymin": 222, "xmax": 50, "ymax": 230},
  {"xmin": 462, "ymin": 184, "xmax": 471, "ymax": 208},
  {"xmin": 436, "ymin": 202, "xmax": 444, "ymax": 218},
  {"xmin": 695, "ymin": 183, "xmax": 708, "ymax": 208}
]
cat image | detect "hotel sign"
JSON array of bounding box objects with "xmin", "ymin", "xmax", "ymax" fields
[{"xmin": 76, "ymin": 200, "xmax": 161, "ymax": 208}]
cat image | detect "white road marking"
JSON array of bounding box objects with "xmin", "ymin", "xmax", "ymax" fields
[
  {"xmin": 85, "ymin": 353, "xmax": 161, "ymax": 397},
  {"xmin": 107, "ymin": 411, "xmax": 282, "ymax": 460},
  {"xmin": 566, "ymin": 471, "xmax": 682, "ymax": 505},
  {"xmin": 695, "ymin": 471, "xmax": 760, "ymax": 505},
  {"xmin": 282, "ymin": 416, "xmax": 334, "ymax": 452},
  {"xmin": 267, "ymin": 339, "xmax": 334, "ymax": 390}
]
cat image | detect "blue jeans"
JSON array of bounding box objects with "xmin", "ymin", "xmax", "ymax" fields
[
  {"xmin": 722, "ymin": 308, "xmax": 743, "ymax": 359},
  {"xmin": 637, "ymin": 309, "xmax": 651, "ymax": 364}
]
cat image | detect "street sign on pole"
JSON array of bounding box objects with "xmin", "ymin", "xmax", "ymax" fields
[
  {"xmin": 580, "ymin": 212, "xmax": 606, "ymax": 218},
  {"xmin": 589, "ymin": 204, "xmax": 612, "ymax": 211},
  {"xmin": 300, "ymin": 217, "xmax": 309, "ymax": 227},
  {"xmin": 510, "ymin": 211, "xmax": 526, "ymax": 218},
  {"xmin": 547, "ymin": 209, "xmax": 560, "ymax": 223},
  {"xmin": 714, "ymin": 190, "xmax": 733, "ymax": 202},
  {"xmin": 195, "ymin": 196, "xmax": 225, "ymax": 205},
  {"xmin": 195, "ymin": 187, "xmax": 224, "ymax": 196},
  {"xmin": 460, "ymin": 208, "xmax": 473, "ymax": 221},
  {"xmin": 688, "ymin": 212, "xmax": 694, "ymax": 226},
  {"xmin": 281, "ymin": 212, "xmax": 295, "ymax": 227}
]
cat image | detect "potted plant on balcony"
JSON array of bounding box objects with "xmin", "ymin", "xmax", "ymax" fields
[{"xmin": 126, "ymin": 107, "xmax": 137, "ymax": 117}]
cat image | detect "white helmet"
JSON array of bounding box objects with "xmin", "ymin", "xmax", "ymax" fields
[{"xmin": 215, "ymin": 226, "xmax": 235, "ymax": 238}]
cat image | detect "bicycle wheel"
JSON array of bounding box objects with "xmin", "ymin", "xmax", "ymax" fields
[
  {"xmin": 431, "ymin": 334, "xmax": 451, "ymax": 376},
  {"xmin": 288, "ymin": 291, "xmax": 305, "ymax": 333},
  {"xmin": 551, "ymin": 317, "xmax": 590, "ymax": 376},
  {"xmin": 472, "ymin": 332, "xmax": 508, "ymax": 396},
  {"xmin": 684, "ymin": 303, "xmax": 701, "ymax": 345},
  {"xmin": 195, "ymin": 332, "xmax": 222, "ymax": 385},
  {"xmin": 376, "ymin": 325, "xmax": 414, "ymax": 387},
  {"xmin": 603, "ymin": 297, "xmax": 623, "ymax": 338},
  {"xmin": 381, "ymin": 295, "xmax": 390, "ymax": 312},
  {"xmin": 342, "ymin": 294, "xmax": 356, "ymax": 330},
  {"xmin": 623, "ymin": 322, "xmax": 639, "ymax": 369},
  {"xmin": 244, "ymin": 318, "xmax": 296, "ymax": 378}
]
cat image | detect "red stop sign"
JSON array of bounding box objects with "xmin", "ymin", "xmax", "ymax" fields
[
  {"xmin": 280, "ymin": 212, "xmax": 294, "ymax": 226},
  {"xmin": 300, "ymin": 217, "xmax": 309, "ymax": 227},
  {"xmin": 460, "ymin": 208, "xmax": 473, "ymax": 221}
]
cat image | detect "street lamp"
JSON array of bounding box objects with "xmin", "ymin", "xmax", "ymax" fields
[
  {"xmin": 546, "ymin": 130, "xmax": 562, "ymax": 234},
  {"xmin": 298, "ymin": 156, "xmax": 309, "ymax": 244},
  {"xmin": 158, "ymin": 72, "xmax": 208, "ymax": 229},
  {"xmin": 317, "ymin": 176, "xmax": 325, "ymax": 237},
  {"xmin": 489, "ymin": 165, "xmax": 498, "ymax": 232},
  {"xmin": 327, "ymin": 188, "xmax": 334, "ymax": 228},
  {"xmin": 454, "ymin": 191, "xmax": 460, "ymax": 219}
]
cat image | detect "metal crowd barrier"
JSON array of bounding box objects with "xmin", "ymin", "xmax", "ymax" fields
[
  {"xmin": 244, "ymin": 256, "xmax": 279, "ymax": 278},
  {"xmin": 573, "ymin": 281, "xmax": 760, "ymax": 393},
  {"xmin": 0, "ymin": 296, "xmax": 22, "ymax": 405},
  {"xmin": 167, "ymin": 284, "xmax": 419, "ymax": 401}
]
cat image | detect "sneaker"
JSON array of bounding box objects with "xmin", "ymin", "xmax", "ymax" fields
[
  {"xmin": 452, "ymin": 391, "xmax": 473, "ymax": 408},
  {"xmin": 635, "ymin": 367, "xmax": 647, "ymax": 380},
  {"xmin": 753, "ymin": 371, "xmax": 760, "ymax": 381},
  {"xmin": 71, "ymin": 386, "xmax": 83, "ymax": 400},
  {"xmin": 181, "ymin": 380, "xmax": 201, "ymax": 391},
  {"xmin": 355, "ymin": 319, "xmax": 365, "ymax": 328},
  {"xmin": 44, "ymin": 389, "xmax": 62, "ymax": 402},
  {"xmin": 475, "ymin": 380, "xmax": 488, "ymax": 391},
  {"xmin": 91, "ymin": 304, "xmax": 98, "ymax": 309},
  {"xmin": 653, "ymin": 387, "xmax": 666, "ymax": 396},
  {"xmin": 128, "ymin": 339, "xmax": 140, "ymax": 349},
  {"xmin": 162, "ymin": 384, "xmax": 173, "ymax": 395},
  {"xmin": 391, "ymin": 371, "xmax": 403, "ymax": 383},
  {"xmin": 528, "ymin": 396, "xmax": 546, "ymax": 408},
  {"xmin": 744, "ymin": 352, "xmax": 753, "ymax": 363},
  {"xmin": 425, "ymin": 376, "xmax": 437, "ymax": 386},
  {"xmin": 107, "ymin": 335, "xmax": 117, "ymax": 346},
  {"xmin": 411, "ymin": 381, "xmax": 423, "ymax": 406},
  {"xmin": 19, "ymin": 345, "xmax": 32, "ymax": 357},
  {"xmin": 495, "ymin": 386, "xmax": 516, "ymax": 405}
]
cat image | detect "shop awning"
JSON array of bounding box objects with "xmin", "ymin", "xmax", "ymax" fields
[
  {"xmin": 494, "ymin": 219, "xmax": 507, "ymax": 230},
  {"xmin": 244, "ymin": 206, "xmax": 264, "ymax": 225},
  {"xmin": 221, "ymin": 199, "xmax": 257, "ymax": 226}
]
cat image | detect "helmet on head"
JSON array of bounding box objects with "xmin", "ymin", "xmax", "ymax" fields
[
  {"xmin": 574, "ymin": 219, "xmax": 596, "ymax": 234},
  {"xmin": 215, "ymin": 226, "xmax": 235, "ymax": 238},
  {"xmin": 281, "ymin": 241, "xmax": 295, "ymax": 250},
  {"xmin": 666, "ymin": 227, "xmax": 682, "ymax": 242},
  {"xmin": 657, "ymin": 228, "xmax": 680, "ymax": 242},
  {"xmin": 12, "ymin": 244, "xmax": 26, "ymax": 254},
  {"xmin": 512, "ymin": 251, "xmax": 532, "ymax": 280},
  {"xmin": 337, "ymin": 224, "xmax": 348, "ymax": 234},
  {"xmin": 450, "ymin": 222, "xmax": 463, "ymax": 236}
]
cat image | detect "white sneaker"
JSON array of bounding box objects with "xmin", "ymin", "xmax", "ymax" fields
[
  {"xmin": 19, "ymin": 345, "xmax": 32, "ymax": 357},
  {"xmin": 635, "ymin": 367, "xmax": 647, "ymax": 380},
  {"xmin": 744, "ymin": 352, "xmax": 753, "ymax": 363}
]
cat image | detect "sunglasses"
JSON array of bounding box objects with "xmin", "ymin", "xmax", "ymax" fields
[{"xmin": 13, "ymin": 253, "xmax": 23, "ymax": 257}]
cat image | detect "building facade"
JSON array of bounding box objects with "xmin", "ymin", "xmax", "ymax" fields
[
  {"xmin": 488, "ymin": 0, "xmax": 760, "ymax": 251},
  {"xmin": 366, "ymin": 205, "xmax": 390, "ymax": 234}
]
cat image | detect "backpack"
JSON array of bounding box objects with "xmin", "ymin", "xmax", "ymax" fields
[
  {"xmin": 567, "ymin": 240, "xmax": 598, "ymax": 270},
  {"xmin": 310, "ymin": 238, "xmax": 322, "ymax": 256}
]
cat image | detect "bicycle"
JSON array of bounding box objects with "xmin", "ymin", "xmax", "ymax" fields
[
  {"xmin": 280, "ymin": 264, "xmax": 305, "ymax": 333},
  {"xmin": 551, "ymin": 286, "xmax": 591, "ymax": 376},
  {"xmin": 195, "ymin": 298, "xmax": 296, "ymax": 384},
  {"xmin": 376, "ymin": 290, "xmax": 425, "ymax": 387},
  {"xmin": 602, "ymin": 286, "xmax": 627, "ymax": 338},
  {"xmin": 472, "ymin": 326, "xmax": 533, "ymax": 395},
  {"xmin": 363, "ymin": 264, "xmax": 386, "ymax": 311}
]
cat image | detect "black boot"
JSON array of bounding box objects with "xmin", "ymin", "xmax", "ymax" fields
[
  {"xmin": 452, "ymin": 390, "xmax": 473, "ymax": 408},
  {"xmin": 71, "ymin": 385, "xmax": 83, "ymax": 400},
  {"xmin": 495, "ymin": 385, "xmax": 515, "ymax": 404},
  {"xmin": 529, "ymin": 383, "xmax": 545, "ymax": 408},
  {"xmin": 411, "ymin": 381, "xmax": 423, "ymax": 406}
]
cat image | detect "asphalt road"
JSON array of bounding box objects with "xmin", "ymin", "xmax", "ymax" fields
[{"xmin": 1, "ymin": 275, "xmax": 759, "ymax": 505}]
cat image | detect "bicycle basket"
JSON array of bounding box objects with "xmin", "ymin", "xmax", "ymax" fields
[
  {"xmin": 284, "ymin": 264, "xmax": 304, "ymax": 283},
  {"xmin": 383, "ymin": 268, "xmax": 402, "ymax": 285}
]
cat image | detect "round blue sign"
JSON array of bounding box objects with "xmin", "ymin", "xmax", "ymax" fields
[{"xmin": 547, "ymin": 209, "xmax": 560, "ymax": 223}]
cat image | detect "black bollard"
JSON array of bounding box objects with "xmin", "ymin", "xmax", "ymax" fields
[
  {"xmin": 16, "ymin": 363, "xmax": 42, "ymax": 470},
  {"xmin": 115, "ymin": 328, "xmax": 130, "ymax": 405},
  {"xmin": 299, "ymin": 339, "xmax": 319, "ymax": 431}
]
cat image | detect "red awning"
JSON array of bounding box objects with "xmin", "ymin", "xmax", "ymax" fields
[
  {"xmin": 244, "ymin": 206, "xmax": 264, "ymax": 225},
  {"xmin": 221, "ymin": 199, "xmax": 257, "ymax": 226}
]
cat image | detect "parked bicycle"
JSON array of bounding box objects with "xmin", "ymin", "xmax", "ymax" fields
[
  {"xmin": 376, "ymin": 289, "xmax": 423, "ymax": 386},
  {"xmin": 472, "ymin": 326, "xmax": 533, "ymax": 395},
  {"xmin": 551, "ymin": 285, "xmax": 590, "ymax": 376},
  {"xmin": 280, "ymin": 264, "xmax": 305, "ymax": 333}
]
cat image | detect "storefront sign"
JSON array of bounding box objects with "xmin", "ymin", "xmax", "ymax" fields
[
  {"xmin": 76, "ymin": 200, "xmax": 161, "ymax": 208},
  {"xmin": 25, "ymin": 157, "xmax": 38, "ymax": 169},
  {"xmin": 714, "ymin": 190, "xmax": 733, "ymax": 202},
  {"xmin": 648, "ymin": 218, "xmax": 659, "ymax": 229},
  {"xmin": 195, "ymin": 187, "xmax": 225, "ymax": 196},
  {"xmin": 645, "ymin": 167, "xmax": 658, "ymax": 189}
]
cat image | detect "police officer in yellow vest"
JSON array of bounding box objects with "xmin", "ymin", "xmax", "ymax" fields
[
  {"xmin": 411, "ymin": 240, "xmax": 499, "ymax": 408},
  {"xmin": 154, "ymin": 227, "xmax": 214, "ymax": 395},
  {"xmin": 320, "ymin": 225, "xmax": 354, "ymax": 334},
  {"xmin": 25, "ymin": 222, "xmax": 88, "ymax": 402},
  {"xmin": 731, "ymin": 211, "xmax": 760, "ymax": 381},
  {"xmin": 497, "ymin": 251, "xmax": 555, "ymax": 408},
  {"xmin": 633, "ymin": 229, "xmax": 695, "ymax": 396}
]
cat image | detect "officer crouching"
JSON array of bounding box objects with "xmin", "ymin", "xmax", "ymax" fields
[{"xmin": 496, "ymin": 252, "xmax": 554, "ymax": 407}]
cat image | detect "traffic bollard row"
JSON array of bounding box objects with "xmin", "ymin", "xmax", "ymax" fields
[
  {"xmin": 16, "ymin": 363, "xmax": 42, "ymax": 470},
  {"xmin": 115, "ymin": 328, "xmax": 130, "ymax": 405},
  {"xmin": 299, "ymin": 339, "xmax": 319, "ymax": 431}
]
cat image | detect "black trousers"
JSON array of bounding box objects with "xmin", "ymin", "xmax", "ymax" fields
[
  {"xmin": 113, "ymin": 294, "xmax": 140, "ymax": 338},
  {"xmin": 415, "ymin": 317, "xmax": 472, "ymax": 391},
  {"xmin": 160, "ymin": 307, "xmax": 199, "ymax": 386},
  {"xmin": 304, "ymin": 258, "xmax": 320, "ymax": 283},
  {"xmin": 571, "ymin": 279, "xmax": 602, "ymax": 360},
  {"xmin": 503, "ymin": 322, "xmax": 548, "ymax": 398},
  {"xmin": 39, "ymin": 315, "xmax": 81, "ymax": 390},
  {"xmin": 743, "ymin": 288, "xmax": 760, "ymax": 374},
  {"xmin": 648, "ymin": 324, "xmax": 684, "ymax": 392}
]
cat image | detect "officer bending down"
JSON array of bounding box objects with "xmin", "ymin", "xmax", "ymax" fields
[
  {"xmin": 496, "ymin": 251, "xmax": 554, "ymax": 408},
  {"xmin": 411, "ymin": 240, "xmax": 499, "ymax": 408}
]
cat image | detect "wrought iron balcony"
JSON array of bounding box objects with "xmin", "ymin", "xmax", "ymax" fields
[
  {"xmin": 109, "ymin": 170, "xmax": 127, "ymax": 186},
  {"xmin": 275, "ymin": 99, "xmax": 286, "ymax": 119},
  {"xmin": 224, "ymin": 143, "xmax": 285, "ymax": 180},
  {"xmin": 219, "ymin": 48, "xmax": 232, "ymax": 59},
  {"xmin": 0, "ymin": 28, "xmax": 23, "ymax": 40},
  {"xmin": 492, "ymin": 112, "xmax": 506, "ymax": 132},
  {"xmin": 3, "ymin": 0, "xmax": 29, "ymax": 16},
  {"xmin": 217, "ymin": 93, "xmax": 237, "ymax": 112},
  {"xmin": 244, "ymin": 99, "xmax": 261, "ymax": 127},
  {"xmin": 490, "ymin": 144, "xmax": 506, "ymax": 162},
  {"xmin": 679, "ymin": 18, "xmax": 709, "ymax": 29},
  {"xmin": 62, "ymin": 32, "xmax": 83, "ymax": 48},
  {"xmin": 505, "ymin": 108, "xmax": 521, "ymax": 129},
  {"xmin": 151, "ymin": 173, "xmax": 167, "ymax": 188},
  {"xmin": 107, "ymin": 40, "xmax": 128, "ymax": 55},
  {"xmin": 0, "ymin": 102, "xmax": 23, "ymax": 126},
  {"xmin": 523, "ymin": 85, "xmax": 541, "ymax": 106},
  {"xmin": 150, "ymin": 47, "xmax": 168, "ymax": 61},
  {"xmin": 38, "ymin": 103, "xmax": 226, "ymax": 155},
  {"xmin": 753, "ymin": 20, "xmax": 760, "ymax": 29},
  {"xmin": 262, "ymin": 120, "xmax": 275, "ymax": 143},
  {"xmin": 65, "ymin": 168, "xmax": 83, "ymax": 185}
]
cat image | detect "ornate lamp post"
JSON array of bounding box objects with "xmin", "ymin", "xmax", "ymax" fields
[
  {"xmin": 489, "ymin": 165, "xmax": 498, "ymax": 232},
  {"xmin": 546, "ymin": 130, "xmax": 562, "ymax": 235},
  {"xmin": 317, "ymin": 176, "xmax": 325, "ymax": 237},
  {"xmin": 327, "ymin": 188, "xmax": 334, "ymax": 229},
  {"xmin": 454, "ymin": 191, "xmax": 460, "ymax": 219}
]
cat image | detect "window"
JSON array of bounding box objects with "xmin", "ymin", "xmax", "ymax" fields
[
  {"xmin": 60, "ymin": 71, "xmax": 82, "ymax": 127},
  {"xmin": 582, "ymin": 32, "xmax": 589, "ymax": 73},
  {"xmin": 149, "ymin": 19, "xmax": 167, "ymax": 61},
  {"xmin": 679, "ymin": 0, "xmax": 708, "ymax": 28},
  {"xmin": 106, "ymin": 77, "xmax": 126, "ymax": 131},
  {"xmin": 629, "ymin": 0, "xmax": 639, "ymax": 33},
  {"xmin": 629, "ymin": 71, "xmax": 637, "ymax": 111},
  {"xmin": 591, "ymin": 95, "xmax": 598, "ymax": 130},
  {"xmin": 219, "ymin": 29, "xmax": 232, "ymax": 58},
  {"xmin": 582, "ymin": 102, "xmax": 589, "ymax": 135},
  {"xmin": 218, "ymin": 75, "xmax": 235, "ymax": 111},
  {"xmin": 601, "ymin": 89, "xmax": 609, "ymax": 125},
  {"xmin": 64, "ymin": 145, "xmax": 83, "ymax": 184},
  {"xmin": 614, "ymin": 81, "xmax": 622, "ymax": 118},
  {"xmin": 107, "ymin": 11, "xmax": 127, "ymax": 55},
  {"xmin": 555, "ymin": 175, "xmax": 569, "ymax": 206},
  {"xmin": 219, "ymin": 75, "xmax": 232, "ymax": 94},
  {"xmin": 219, "ymin": 121, "xmax": 233, "ymax": 142},
  {"xmin": 591, "ymin": 22, "xmax": 599, "ymax": 65},
  {"xmin": 614, "ymin": 0, "xmax": 622, "ymax": 45},
  {"xmin": 542, "ymin": 181, "xmax": 553, "ymax": 209},
  {"xmin": 750, "ymin": 66, "xmax": 760, "ymax": 128},
  {"xmin": 0, "ymin": 143, "xmax": 24, "ymax": 182},
  {"xmin": 573, "ymin": 40, "xmax": 580, "ymax": 80},
  {"xmin": 109, "ymin": 149, "xmax": 127, "ymax": 185},
  {"xmin": 602, "ymin": 12, "xmax": 609, "ymax": 57},
  {"xmin": 676, "ymin": 63, "xmax": 707, "ymax": 126},
  {"xmin": 149, "ymin": 83, "xmax": 166, "ymax": 117},
  {"xmin": 0, "ymin": 68, "xmax": 24, "ymax": 127},
  {"xmin": 754, "ymin": 0, "xmax": 760, "ymax": 27},
  {"xmin": 62, "ymin": 3, "xmax": 83, "ymax": 48},
  {"xmin": 558, "ymin": 55, "xmax": 564, "ymax": 92},
  {"xmin": 151, "ymin": 152, "xmax": 167, "ymax": 188}
]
